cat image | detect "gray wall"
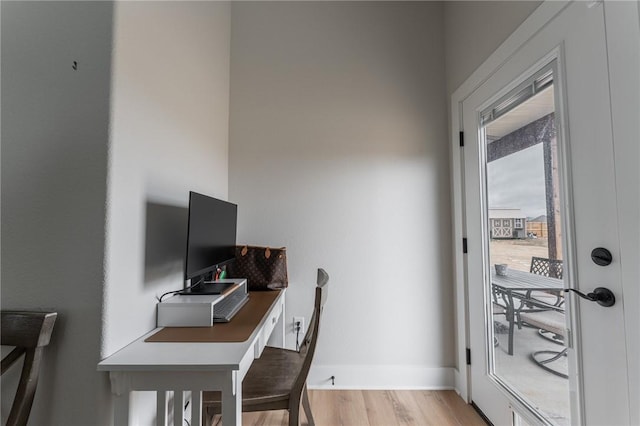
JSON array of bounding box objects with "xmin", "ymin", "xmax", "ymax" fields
[
  {"xmin": 1, "ymin": 2, "xmax": 113, "ymax": 424},
  {"xmin": 229, "ymin": 2, "xmax": 453, "ymax": 387},
  {"xmin": 1, "ymin": 1, "xmax": 231, "ymax": 424}
]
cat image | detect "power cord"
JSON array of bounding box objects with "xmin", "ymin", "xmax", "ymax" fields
[
  {"xmin": 157, "ymin": 277, "xmax": 204, "ymax": 302},
  {"xmin": 295, "ymin": 321, "xmax": 301, "ymax": 352}
]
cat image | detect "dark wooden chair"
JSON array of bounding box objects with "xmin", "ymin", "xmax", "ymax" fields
[
  {"xmin": 203, "ymin": 268, "xmax": 329, "ymax": 426},
  {"xmin": 1, "ymin": 311, "xmax": 57, "ymax": 426}
]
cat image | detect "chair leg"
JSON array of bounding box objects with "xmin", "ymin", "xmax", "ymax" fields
[
  {"xmin": 289, "ymin": 400, "xmax": 301, "ymax": 426},
  {"xmin": 530, "ymin": 348, "xmax": 568, "ymax": 379},
  {"xmin": 302, "ymin": 385, "xmax": 315, "ymax": 426},
  {"xmin": 508, "ymin": 311, "xmax": 515, "ymax": 355}
]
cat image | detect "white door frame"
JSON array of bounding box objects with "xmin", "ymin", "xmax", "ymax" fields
[
  {"xmin": 450, "ymin": 1, "xmax": 639, "ymax": 423},
  {"xmin": 604, "ymin": 3, "xmax": 640, "ymax": 425}
]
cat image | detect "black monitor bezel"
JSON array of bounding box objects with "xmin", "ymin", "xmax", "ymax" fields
[{"xmin": 184, "ymin": 191, "xmax": 237, "ymax": 283}]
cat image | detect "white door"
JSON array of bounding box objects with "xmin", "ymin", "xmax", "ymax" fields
[{"xmin": 460, "ymin": 2, "xmax": 638, "ymax": 425}]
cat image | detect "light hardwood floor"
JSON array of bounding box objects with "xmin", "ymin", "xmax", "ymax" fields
[{"xmin": 207, "ymin": 390, "xmax": 487, "ymax": 425}]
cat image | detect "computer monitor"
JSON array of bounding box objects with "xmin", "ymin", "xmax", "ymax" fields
[{"xmin": 184, "ymin": 191, "xmax": 237, "ymax": 286}]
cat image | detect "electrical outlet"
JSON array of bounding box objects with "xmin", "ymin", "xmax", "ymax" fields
[{"xmin": 293, "ymin": 316, "xmax": 305, "ymax": 335}]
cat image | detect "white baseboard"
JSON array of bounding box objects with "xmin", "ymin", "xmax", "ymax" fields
[{"xmin": 307, "ymin": 365, "xmax": 455, "ymax": 390}]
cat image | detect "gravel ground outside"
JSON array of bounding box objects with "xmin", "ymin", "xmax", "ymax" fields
[{"xmin": 489, "ymin": 238, "xmax": 558, "ymax": 273}]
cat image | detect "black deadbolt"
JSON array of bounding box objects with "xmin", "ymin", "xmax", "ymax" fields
[{"xmin": 591, "ymin": 247, "xmax": 612, "ymax": 266}]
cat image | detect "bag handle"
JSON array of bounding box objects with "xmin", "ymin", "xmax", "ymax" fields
[{"xmin": 238, "ymin": 245, "xmax": 286, "ymax": 258}]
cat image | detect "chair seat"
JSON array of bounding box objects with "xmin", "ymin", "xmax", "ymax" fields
[
  {"xmin": 520, "ymin": 310, "xmax": 565, "ymax": 337},
  {"xmin": 530, "ymin": 291, "xmax": 561, "ymax": 303},
  {"xmin": 203, "ymin": 345, "xmax": 306, "ymax": 410}
]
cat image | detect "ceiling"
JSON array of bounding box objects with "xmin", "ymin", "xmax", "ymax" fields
[{"xmin": 486, "ymin": 86, "xmax": 555, "ymax": 139}]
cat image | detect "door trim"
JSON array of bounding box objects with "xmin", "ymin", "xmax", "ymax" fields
[
  {"xmin": 450, "ymin": 1, "xmax": 572, "ymax": 402},
  {"xmin": 602, "ymin": 3, "xmax": 640, "ymax": 425}
]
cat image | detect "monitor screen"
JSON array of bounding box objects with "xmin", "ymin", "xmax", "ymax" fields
[{"xmin": 184, "ymin": 191, "xmax": 237, "ymax": 282}]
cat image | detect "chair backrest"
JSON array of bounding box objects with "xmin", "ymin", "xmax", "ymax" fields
[
  {"xmin": 1, "ymin": 311, "xmax": 57, "ymax": 426},
  {"xmin": 292, "ymin": 268, "xmax": 329, "ymax": 401},
  {"xmin": 530, "ymin": 256, "xmax": 563, "ymax": 279}
]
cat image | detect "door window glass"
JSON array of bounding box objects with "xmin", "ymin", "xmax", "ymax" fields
[{"xmin": 483, "ymin": 78, "xmax": 571, "ymax": 425}]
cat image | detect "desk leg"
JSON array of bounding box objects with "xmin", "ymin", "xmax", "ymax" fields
[
  {"xmin": 110, "ymin": 372, "xmax": 131, "ymax": 426},
  {"xmin": 113, "ymin": 392, "xmax": 131, "ymax": 426},
  {"xmin": 222, "ymin": 371, "xmax": 242, "ymax": 425},
  {"xmin": 174, "ymin": 391, "xmax": 185, "ymax": 426},
  {"xmin": 156, "ymin": 391, "xmax": 170, "ymax": 426},
  {"xmin": 191, "ymin": 391, "xmax": 202, "ymax": 426},
  {"xmin": 271, "ymin": 299, "xmax": 286, "ymax": 348}
]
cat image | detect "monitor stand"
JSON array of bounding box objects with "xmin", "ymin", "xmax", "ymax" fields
[{"xmin": 178, "ymin": 282, "xmax": 235, "ymax": 295}]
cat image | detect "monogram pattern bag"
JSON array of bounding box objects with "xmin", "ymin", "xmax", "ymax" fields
[{"xmin": 227, "ymin": 245, "xmax": 288, "ymax": 290}]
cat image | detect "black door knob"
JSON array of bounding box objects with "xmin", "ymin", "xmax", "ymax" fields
[
  {"xmin": 565, "ymin": 287, "xmax": 615, "ymax": 307},
  {"xmin": 591, "ymin": 247, "xmax": 613, "ymax": 266}
]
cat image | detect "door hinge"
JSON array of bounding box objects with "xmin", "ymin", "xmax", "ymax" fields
[
  {"xmin": 459, "ymin": 131, "xmax": 464, "ymax": 147},
  {"xmin": 466, "ymin": 348, "xmax": 471, "ymax": 365},
  {"xmin": 462, "ymin": 238, "xmax": 468, "ymax": 254}
]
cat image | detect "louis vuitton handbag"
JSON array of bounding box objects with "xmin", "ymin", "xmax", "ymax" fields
[{"xmin": 227, "ymin": 245, "xmax": 288, "ymax": 290}]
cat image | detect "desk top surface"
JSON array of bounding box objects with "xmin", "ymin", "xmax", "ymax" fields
[
  {"xmin": 97, "ymin": 289, "xmax": 285, "ymax": 372},
  {"xmin": 492, "ymin": 269, "xmax": 563, "ymax": 291}
]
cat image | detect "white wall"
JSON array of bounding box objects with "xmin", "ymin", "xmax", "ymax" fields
[
  {"xmin": 104, "ymin": 0, "xmax": 230, "ymax": 356},
  {"xmin": 229, "ymin": 2, "xmax": 453, "ymax": 388},
  {"xmin": 1, "ymin": 2, "xmax": 113, "ymax": 424},
  {"xmin": 102, "ymin": 2, "xmax": 230, "ymax": 424}
]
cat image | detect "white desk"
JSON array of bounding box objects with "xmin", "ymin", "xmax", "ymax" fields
[{"xmin": 98, "ymin": 290, "xmax": 286, "ymax": 426}]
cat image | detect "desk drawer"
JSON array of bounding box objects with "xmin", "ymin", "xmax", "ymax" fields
[{"xmin": 256, "ymin": 298, "xmax": 283, "ymax": 357}]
